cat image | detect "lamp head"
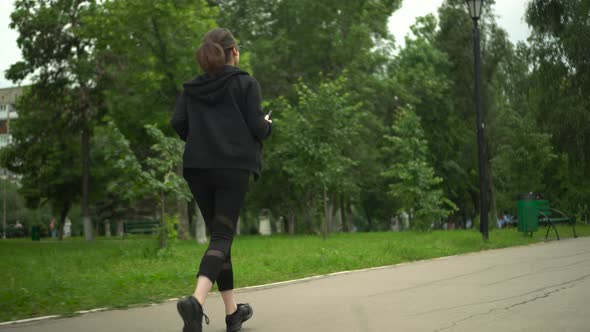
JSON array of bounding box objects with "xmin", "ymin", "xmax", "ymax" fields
[{"xmin": 465, "ymin": 0, "xmax": 484, "ymax": 20}]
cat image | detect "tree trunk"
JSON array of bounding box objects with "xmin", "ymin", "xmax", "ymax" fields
[
  {"xmin": 2, "ymin": 176, "xmax": 6, "ymax": 240},
  {"xmin": 470, "ymin": 190, "xmax": 479, "ymax": 222},
  {"xmin": 81, "ymin": 111, "xmax": 93, "ymax": 242},
  {"xmin": 57, "ymin": 202, "xmax": 70, "ymax": 241},
  {"xmin": 195, "ymin": 202, "xmax": 207, "ymax": 244},
  {"xmin": 331, "ymin": 193, "xmax": 342, "ymax": 233},
  {"xmin": 322, "ymin": 187, "xmax": 328, "ymax": 240},
  {"xmin": 340, "ymin": 195, "xmax": 347, "ymax": 232},
  {"xmin": 258, "ymin": 210, "xmax": 272, "ymax": 236},
  {"xmin": 487, "ymin": 161, "xmax": 499, "ymax": 229},
  {"xmin": 305, "ymin": 192, "xmax": 316, "ymax": 234},
  {"xmin": 274, "ymin": 216, "xmax": 282, "ymax": 234},
  {"xmin": 328, "ymin": 192, "xmax": 341, "ymax": 233},
  {"xmin": 177, "ymin": 165, "xmax": 189, "ymax": 240},
  {"xmin": 326, "ymin": 194, "xmax": 332, "ymax": 233},
  {"xmin": 117, "ymin": 220, "xmax": 124, "ymax": 238},
  {"xmin": 236, "ymin": 216, "xmax": 241, "ymax": 236},
  {"xmin": 365, "ymin": 207, "xmax": 373, "ymax": 232},
  {"xmin": 177, "ymin": 200, "xmax": 189, "ymax": 240},
  {"xmin": 104, "ymin": 220, "xmax": 111, "ymax": 237},
  {"xmin": 159, "ymin": 193, "xmax": 167, "ymax": 249},
  {"xmin": 346, "ymin": 199, "xmax": 354, "ymax": 232},
  {"xmin": 288, "ymin": 210, "xmax": 296, "ymax": 235}
]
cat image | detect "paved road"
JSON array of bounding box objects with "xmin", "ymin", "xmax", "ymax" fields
[{"xmin": 3, "ymin": 237, "xmax": 590, "ymax": 332}]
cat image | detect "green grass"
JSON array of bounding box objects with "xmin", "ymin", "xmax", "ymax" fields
[{"xmin": 1, "ymin": 225, "xmax": 588, "ymax": 322}]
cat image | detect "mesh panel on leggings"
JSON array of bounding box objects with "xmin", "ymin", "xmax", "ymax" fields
[
  {"xmin": 205, "ymin": 249, "xmax": 225, "ymax": 259},
  {"xmin": 217, "ymin": 215, "xmax": 235, "ymax": 232}
]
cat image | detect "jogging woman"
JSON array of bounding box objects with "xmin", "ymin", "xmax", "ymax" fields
[{"xmin": 171, "ymin": 28, "xmax": 272, "ymax": 332}]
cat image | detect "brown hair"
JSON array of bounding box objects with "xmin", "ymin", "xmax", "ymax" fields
[{"xmin": 196, "ymin": 28, "xmax": 237, "ymax": 75}]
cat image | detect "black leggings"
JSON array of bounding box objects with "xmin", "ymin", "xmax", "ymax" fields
[{"xmin": 183, "ymin": 168, "xmax": 250, "ymax": 291}]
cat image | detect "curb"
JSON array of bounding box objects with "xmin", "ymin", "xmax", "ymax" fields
[{"xmin": 0, "ymin": 238, "xmax": 570, "ymax": 327}]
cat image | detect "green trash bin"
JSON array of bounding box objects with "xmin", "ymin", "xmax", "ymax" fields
[
  {"xmin": 517, "ymin": 193, "xmax": 539, "ymax": 235},
  {"xmin": 31, "ymin": 226, "xmax": 41, "ymax": 241}
]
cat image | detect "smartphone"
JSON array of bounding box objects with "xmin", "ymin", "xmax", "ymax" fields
[{"xmin": 267, "ymin": 110, "xmax": 273, "ymax": 118}]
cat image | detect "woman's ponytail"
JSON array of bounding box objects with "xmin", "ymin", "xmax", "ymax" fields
[
  {"xmin": 197, "ymin": 42, "xmax": 225, "ymax": 76},
  {"xmin": 196, "ymin": 28, "xmax": 237, "ymax": 76}
]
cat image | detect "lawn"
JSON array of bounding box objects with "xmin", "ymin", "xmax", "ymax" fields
[{"xmin": 1, "ymin": 224, "xmax": 587, "ymax": 322}]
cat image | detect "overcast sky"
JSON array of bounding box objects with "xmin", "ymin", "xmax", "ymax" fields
[{"xmin": 0, "ymin": 0, "xmax": 531, "ymax": 88}]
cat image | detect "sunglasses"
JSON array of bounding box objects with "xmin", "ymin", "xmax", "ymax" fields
[{"xmin": 226, "ymin": 45, "xmax": 243, "ymax": 52}]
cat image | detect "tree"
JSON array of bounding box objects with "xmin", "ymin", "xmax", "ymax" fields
[
  {"xmin": 391, "ymin": 15, "xmax": 471, "ymax": 222},
  {"xmin": 101, "ymin": 122, "xmax": 191, "ymax": 248},
  {"xmin": 7, "ymin": 0, "xmax": 103, "ymax": 241},
  {"xmin": 382, "ymin": 108, "xmax": 456, "ymax": 231},
  {"xmin": 429, "ymin": 0, "xmax": 526, "ymax": 226},
  {"xmin": 89, "ymin": 0, "xmax": 218, "ymax": 141},
  {"xmin": 483, "ymin": 41, "xmax": 556, "ymax": 213},
  {"xmin": 88, "ymin": 0, "xmax": 218, "ymax": 238},
  {"xmin": 143, "ymin": 125, "xmax": 192, "ymax": 248},
  {"xmin": 93, "ymin": 120, "xmax": 149, "ymax": 236},
  {"xmin": 0, "ymin": 84, "xmax": 82, "ymax": 240},
  {"xmin": 218, "ymin": 0, "xmax": 402, "ymax": 97},
  {"xmin": 218, "ymin": 1, "xmax": 407, "ymax": 232},
  {"xmin": 525, "ymin": 0, "xmax": 590, "ymax": 216},
  {"xmin": 271, "ymin": 75, "xmax": 366, "ymax": 238}
]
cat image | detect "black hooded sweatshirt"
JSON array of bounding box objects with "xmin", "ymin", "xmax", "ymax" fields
[{"xmin": 171, "ymin": 66, "xmax": 272, "ymax": 179}]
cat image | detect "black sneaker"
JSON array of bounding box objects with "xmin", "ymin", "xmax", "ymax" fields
[
  {"xmin": 225, "ymin": 303, "xmax": 253, "ymax": 332},
  {"xmin": 177, "ymin": 296, "xmax": 210, "ymax": 332}
]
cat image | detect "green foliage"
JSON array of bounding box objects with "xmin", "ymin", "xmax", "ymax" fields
[
  {"xmin": 382, "ymin": 108, "xmax": 456, "ymax": 230},
  {"xmin": 89, "ymin": 0, "xmax": 218, "ymax": 144},
  {"xmin": 95, "ymin": 121, "xmax": 145, "ymax": 202},
  {"xmin": 525, "ymin": 0, "xmax": 590, "ymax": 213},
  {"xmin": 393, "ymin": 14, "xmax": 472, "ymax": 215},
  {"xmin": 5, "ymin": 0, "xmax": 590, "ymax": 237},
  {"xmin": 6, "ymin": 0, "xmax": 107, "ymax": 240},
  {"xmin": 98, "ymin": 122, "xmax": 190, "ymax": 206},
  {"xmin": 491, "ymin": 117, "xmax": 555, "ymax": 209},
  {"xmin": 0, "ymin": 85, "xmax": 81, "ymax": 220},
  {"xmin": 143, "ymin": 125, "xmax": 191, "ymax": 204},
  {"xmin": 162, "ymin": 214, "xmax": 179, "ymax": 244},
  {"xmin": 7, "ymin": 0, "xmax": 99, "ymax": 87},
  {"xmin": 0, "ymin": 179, "xmax": 53, "ymax": 235},
  {"xmin": 275, "ymin": 75, "xmax": 364, "ymax": 194},
  {"xmin": 219, "ymin": 0, "xmax": 402, "ymax": 97}
]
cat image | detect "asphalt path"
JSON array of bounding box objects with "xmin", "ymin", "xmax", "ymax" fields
[{"xmin": 3, "ymin": 236, "xmax": 589, "ymax": 332}]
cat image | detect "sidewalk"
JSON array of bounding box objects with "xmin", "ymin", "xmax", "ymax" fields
[{"xmin": 3, "ymin": 237, "xmax": 590, "ymax": 332}]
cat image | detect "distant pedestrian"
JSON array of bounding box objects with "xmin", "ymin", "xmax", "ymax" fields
[
  {"xmin": 502, "ymin": 212, "xmax": 511, "ymax": 228},
  {"xmin": 49, "ymin": 218, "xmax": 57, "ymax": 238},
  {"xmin": 171, "ymin": 28, "xmax": 272, "ymax": 332}
]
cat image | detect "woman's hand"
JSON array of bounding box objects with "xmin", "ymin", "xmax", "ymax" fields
[{"xmin": 264, "ymin": 115, "xmax": 273, "ymax": 123}]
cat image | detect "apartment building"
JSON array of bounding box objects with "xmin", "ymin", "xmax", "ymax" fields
[{"xmin": 0, "ymin": 86, "xmax": 23, "ymax": 149}]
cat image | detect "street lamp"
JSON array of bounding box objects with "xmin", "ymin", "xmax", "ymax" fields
[
  {"xmin": 465, "ymin": 0, "xmax": 488, "ymax": 240},
  {"xmin": 2, "ymin": 108, "xmax": 9, "ymax": 240},
  {"xmin": 466, "ymin": 0, "xmax": 483, "ymax": 19},
  {"xmin": 2, "ymin": 170, "xmax": 6, "ymax": 240}
]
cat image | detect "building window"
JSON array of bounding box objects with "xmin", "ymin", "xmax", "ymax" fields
[{"xmin": 0, "ymin": 120, "xmax": 7, "ymax": 134}]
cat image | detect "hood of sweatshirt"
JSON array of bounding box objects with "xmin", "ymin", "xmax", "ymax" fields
[{"xmin": 183, "ymin": 65, "xmax": 249, "ymax": 104}]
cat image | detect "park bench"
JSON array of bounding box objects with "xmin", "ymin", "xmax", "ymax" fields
[
  {"xmin": 536, "ymin": 200, "xmax": 577, "ymax": 240},
  {"xmin": 124, "ymin": 218, "xmax": 160, "ymax": 235}
]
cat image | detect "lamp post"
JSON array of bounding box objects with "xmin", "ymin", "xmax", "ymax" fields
[
  {"xmin": 2, "ymin": 108, "xmax": 9, "ymax": 240},
  {"xmin": 466, "ymin": 0, "xmax": 488, "ymax": 240},
  {"xmin": 2, "ymin": 170, "xmax": 6, "ymax": 240}
]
